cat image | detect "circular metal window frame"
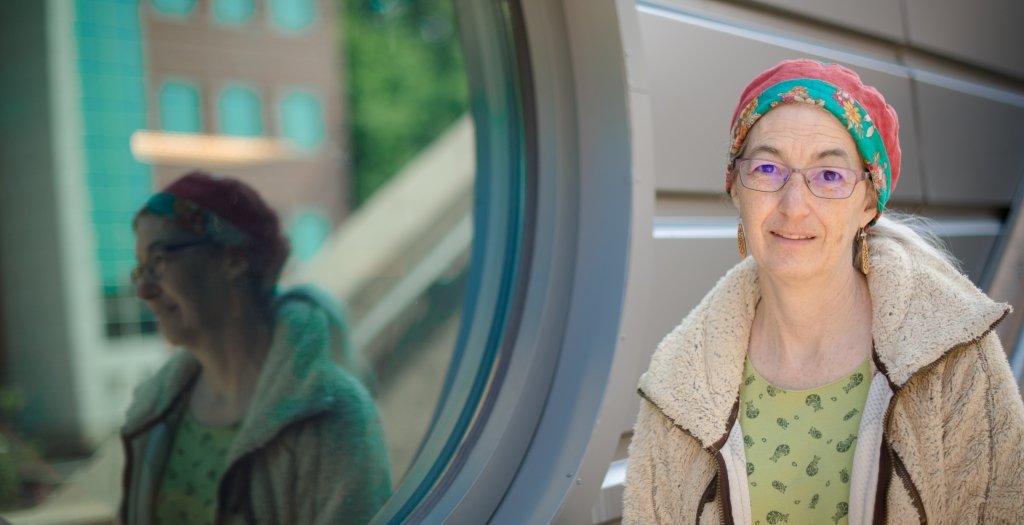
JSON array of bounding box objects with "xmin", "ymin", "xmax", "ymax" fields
[
  {"xmin": 370, "ymin": 0, "xmax": 536, "ymax": 521},
  {"xmin": 370, "ymin": 0, "xmax": 639, "ymax": 522}
]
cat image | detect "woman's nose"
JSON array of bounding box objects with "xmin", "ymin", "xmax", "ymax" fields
[
  {"xmin": 778, "ymin": 171, "xmax": 813, "ymax": 215},
  {"xmin": 135, "ymin": 278, "xmax": 160, "ymax": 301}
]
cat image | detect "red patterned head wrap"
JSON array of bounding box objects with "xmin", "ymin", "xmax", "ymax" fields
[
  {"xmin": 728, "ymin": 59, "xmax": 902, "ymax": 220},
  {"xmin": 138, "ymin": 171, "xmax": 290, "ymax": 293}
]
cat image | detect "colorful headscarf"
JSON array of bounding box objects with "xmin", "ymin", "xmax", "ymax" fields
[
  {"xmin": 727, "ymin": 59, "xmax": 901, "ymax": 223},
  {"xmin": 138, "ymin": 171, "xmax": 291, "ymax": 290}
]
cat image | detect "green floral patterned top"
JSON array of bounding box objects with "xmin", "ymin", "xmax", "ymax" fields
[
  {"xmin": 153, "ymin": 408, "xmax": 240, "ymax": 525},
  {"xmin": 739, "ymin": 357, "xmax": 871, "ymax": 525}
]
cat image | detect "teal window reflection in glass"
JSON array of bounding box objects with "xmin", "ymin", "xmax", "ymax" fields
[
  {"xmin": 213, "ymin": 0, "xmax": 255, "ymax": 25},
  {"xmin": 0, "ymin": 0, "xmax": 507, "ymax": 520},
  {"xmin": 288, "ymin": 210, "xmax": 331, "ymax": 262},
  {"xmin": 159, "ymin": 81, "xmax": 201, "ymax": 133},
  {"xmin": 219, "ymin": 85, "xmax": 263, "ymax": 136},
  {"xmin": 280, "ymin": 91, "xmax": 324, "ymax": 149},
  {"xmin": 269, "ymin": 0, "xmax": 316, "ymax": 32},
  {"xmin": 151, "ymin": 0, "xmax": 196, "ymax": 16}
]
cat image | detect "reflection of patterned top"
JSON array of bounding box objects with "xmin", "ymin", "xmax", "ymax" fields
[
  {"xmin": 154, "ymin": 407, "xmax": 240, "ymax": 525},
  {"xmin": 739, "ymin": 357, "xmax": 871, "ymax": 525}
]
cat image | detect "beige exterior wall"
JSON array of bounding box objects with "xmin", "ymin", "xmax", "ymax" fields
[{"xmin": 142, "ymin": 0, "xmax": 350, "ymax": 226}]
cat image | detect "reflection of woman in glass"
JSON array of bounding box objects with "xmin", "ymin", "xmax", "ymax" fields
[
  {"xmin": 120, "ymin": 171, "xmax": 391, "ymax": 524},
  {"xmin": 624, "ymin": 60, "xmax": 1024, "ymax": 523}
]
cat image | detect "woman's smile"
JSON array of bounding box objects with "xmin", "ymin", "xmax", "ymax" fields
[
  {"xmin": 152, "ymin": 302, "xmax": 178, "ymax": 318},
  {"xmin": 769, "ymin": 230, "xmax": 816, "ymax": 241}
]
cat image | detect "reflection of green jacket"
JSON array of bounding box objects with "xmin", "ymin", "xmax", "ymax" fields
[
  {"xmin": 120, "ymin": 286, "xmax": 392, "ymax": 525},
  {"xmin": 625, "ymin": 236, "xmax": 1024, "ymax": 524}
]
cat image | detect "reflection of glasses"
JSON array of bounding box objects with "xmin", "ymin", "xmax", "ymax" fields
[
  {"xmin": 734, "ymin": 158, "xmax": 869, "ymax": 199},
  {"xmin": 130, "ymin": 238, "xmax": 212, "ymax": 288}
]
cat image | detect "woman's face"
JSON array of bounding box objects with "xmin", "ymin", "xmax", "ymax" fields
[
  {"xmin": 134, "ymin": 214, "xmax": 234, "ymax": 347},
  {"xmin": 731, "ymin": 103, "xmax": 877, "ymax": 283}
]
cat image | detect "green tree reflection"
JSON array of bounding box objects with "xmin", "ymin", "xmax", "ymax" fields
[{"xmin": 340, "ymin": 0, "xmax": 469, "ymax": 206}]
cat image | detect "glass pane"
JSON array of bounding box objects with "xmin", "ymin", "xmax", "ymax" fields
[
  {"xmin": 160, "ymin": 81, "xmax": 201, "ymax": 133},
  {"xmin": 218, "ymin": 85, "xmax": 263, "ymax": 136},
  {"xmin": 212, "ymin": 0, "xmax": 255, "ymax": 25},
  {"xmin": 279, "ymin": 90, "xmax": 325, "ymax": 149},
  {"xmin": 269, "ymin": 0, "xmax": 317, "ymax": 32},
  {"xmin": 0, "ymin": 0, "xmax": 509, "ymax": 522},
  {"xmin": 150, "ymin": 0, "xmax": 196, "ymax": 16},
  {"xmin": 288, "ymin": 208, "xmax": 331, "ymax": 261}
]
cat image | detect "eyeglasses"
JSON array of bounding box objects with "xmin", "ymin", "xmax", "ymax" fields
[
  {"xmin": 130, "ymin": 238, "xmax": 212, "ymax": 288},
  {"xmin": 734, "ymin": 158, "xmax": 869, "ymax": 199}
]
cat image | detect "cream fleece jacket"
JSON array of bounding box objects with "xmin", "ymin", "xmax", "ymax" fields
[{"xmin": 624, "ymin": 236, "xmax": 1024, "ymax": 524}]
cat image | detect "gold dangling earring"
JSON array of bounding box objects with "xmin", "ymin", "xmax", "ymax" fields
[
  {"xmin": 737, "ymin": 221, "xmax": 747, "ymax": 258},
  {"xmin": 859, "ymin": 228, "xmax": 870, "ymax": 275}
]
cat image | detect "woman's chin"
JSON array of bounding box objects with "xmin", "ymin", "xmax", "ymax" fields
[
  {"xmin": 158, "ymin": 330, "xmax": 184, "ymax": 347},
  {"xmin": 156, "ymin": 320, "xmax": 194, "ymax": 348},
  {"xmin": 757, "ymin": 256, "xmax": 821, "ymax": 282},
  {"xmin": 759, "ymin": 255, "xmax": 858, "ymax": 284}
]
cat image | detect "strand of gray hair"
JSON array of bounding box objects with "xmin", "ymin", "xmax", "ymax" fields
[{"xmin": 869, "ymin": 211, "xmax": 962, "ymax": 271}]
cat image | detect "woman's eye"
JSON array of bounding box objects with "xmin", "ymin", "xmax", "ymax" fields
[
  {"xmin": 753, "ymin": 163, "xmax": 779, "ymax": 175},
  {"xmin": 820, "ymin": 170, "xmax": 845, "ymax": 183}
]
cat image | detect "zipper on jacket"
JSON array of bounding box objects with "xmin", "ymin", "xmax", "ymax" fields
[
  {"xmin": 692, "ymin": 461, "xmax": 735, "ymax": 525},
  {"xmin": 119, "ymin": 438, "xmax": 134, "ymax": 523},
  {"xmin": 638, "ymin": 388, "xmax": 740, "ymax": 525},
  {"xmin": 709, "ymin": 403, "xmax": 739, "ymax": 525},
  {"xmin": 714, "ymin": 452, "xmax": 731, "ymax": 525},
  {"xmin": 696, "ymin": 473, "xmax": 717, "ymax": 525},
  {"xmin": 874, "ymin": 361, "xmax": 928, "ymax": 524},
  {"xmin": 693, "ymin": 455, "xmax": 732, "ymax": 525},
  {"xmin": 890, "ymin": 444, "xmax": 927, "ymax": 524},
  {"xmin": 120, "ymin": 371, "xmax": 200, "ymax": 523},
  {"xmin": 217, "ymin": 453, "xmax": 257, "ymax": 525},
  {"xmin": 871, "ymin": 311, "xmax": 1007, "ymax": 523}
]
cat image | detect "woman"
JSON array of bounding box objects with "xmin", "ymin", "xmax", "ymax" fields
[
  {"xmin": 120, "ymin": 172, "xmax": 392, "ymax": 524},
  {"xmin": 624, "ymin": 60, "xmax": 1024, "ymax": 524}
]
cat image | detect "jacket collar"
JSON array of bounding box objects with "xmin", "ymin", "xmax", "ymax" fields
[
  {"xmin": 122, "ymin": 286, "xmax": 359, "ymax": 463},
  {"xmin": 121, "ymin": 350, "xmax": 199, "ymax": 439},
  {"xmin": 638, "ymin": 256, "xmax": 758, "ymax": 449},
  {"xmin": 867, "ymin": 236, "xmax": 1008, "ymax": 386},
  {"xmin": 638, "ymin": 236, "xmax": 1009, "ymax": 449}
]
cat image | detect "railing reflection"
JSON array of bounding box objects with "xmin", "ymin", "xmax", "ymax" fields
[{"xmin": 285, "ymin": 115, "xmax": 474, "ymax": 480}]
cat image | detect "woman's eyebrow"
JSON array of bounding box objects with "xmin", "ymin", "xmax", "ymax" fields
[
  {"xmin": 744, "ymin": 144, "xmax": 855, "ymax": 165},
  {"xmin": 814, "ymin": 148, "xmax": 853, "ymax": 163},
  {"xmin": 744, "ymin": 144, "xmax": 781, "ymax": 158},
  {"xmin": 146, "ymin": 240, "xmax": 178, "ymax": 253}
]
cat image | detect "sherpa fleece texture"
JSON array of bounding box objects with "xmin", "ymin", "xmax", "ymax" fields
[
  {"xmin": 624, "ymin": 235, "xmax": 1024, "ymax": 524},
  {"xmin": 120, "ymin": 286, "xmax": 392, "ymax": 525}
]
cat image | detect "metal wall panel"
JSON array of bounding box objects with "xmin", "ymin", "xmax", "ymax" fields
[
  {"xmin": 905, "ymin": 0, "xmax": 1024, "ymax": 80},
  {"xmin": 642, "ymin": 233, "xmax": 739, "ymax": 361},
  {"xmin": 639, "ymin": 6, "xmax": 924, "ymax": 202},
  {"xmin": 911, "ymin": 68, "xmax": 1024, "ymax": 206},
  {"xmin": 947, "ymin": 235, "xmax": 999, "ymax": 283},
  {"xmin": 741, "ymin": 0, "xmax": 905, "ymax": 42}
]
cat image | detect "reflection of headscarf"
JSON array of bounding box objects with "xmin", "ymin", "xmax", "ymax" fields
[
  {"xmin": 728, "ymin": 59, "xmax": 901, "ymax": 223},
  {"xmin": 138, "ymin": 171, "xmax": 291, "ymax": 291}
]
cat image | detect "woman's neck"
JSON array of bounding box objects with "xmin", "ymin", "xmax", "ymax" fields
[
  {"xmin": 188, "ymin": 308, "xmax": 273, "ymax": 426},
  {"xmin": 750, "ymin": 267, "xmax": 873, "ymax": 389}
]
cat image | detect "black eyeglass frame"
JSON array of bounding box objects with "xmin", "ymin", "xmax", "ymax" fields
[{"xmin": 130, "ymin": 237, "xmax": 214, "ymax": 287}]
